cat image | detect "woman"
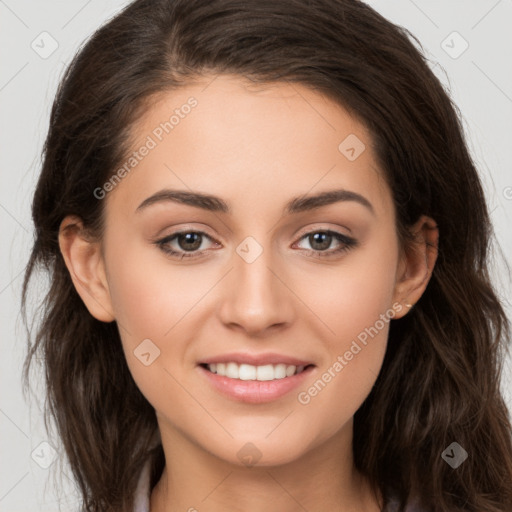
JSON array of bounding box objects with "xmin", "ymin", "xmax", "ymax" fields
[{"xmin": 21, "ymin": 1, "xmax": 512, "ymax": 511}]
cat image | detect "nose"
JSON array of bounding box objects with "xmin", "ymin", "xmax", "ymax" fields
[{"xmin": 217, "ymin": 241, "xmax": 295, "ymax": 336}]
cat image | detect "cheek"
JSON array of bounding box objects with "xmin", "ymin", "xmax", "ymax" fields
[
  {"xmin": 104, "ymin": 230, "xmax": 209, "ymax": 339},
  {"xmin": 103, "ymin": 234, "xmax": 216, "ymax": 395},
  {"xmin": 293, "ymin": 230, "xmax": 398, "ymax": 418},
  {"xmin": 298, "ymin": 228, "xmax": 399, "ymax": 345}
]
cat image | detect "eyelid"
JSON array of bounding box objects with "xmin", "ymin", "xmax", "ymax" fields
[{"xmin": 293, "ymin": 223, "xmax": 353, "ymax": 239}]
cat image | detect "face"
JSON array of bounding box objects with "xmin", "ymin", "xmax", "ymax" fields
[{"xmin": 70, "ymin": 74, "xmax": 421, "ymax": 467}]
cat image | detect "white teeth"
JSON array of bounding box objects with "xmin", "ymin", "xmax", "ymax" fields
[
  {"xmin": 225, "ymin": 362, "xmax": 239, "ymax": 379},
  {"xmin": 239, "ymin": 364, "xmax": 256, "ymax": 380},
  {"xmin": 256, "ymin": 365, "xmax": 275, "ymax": 381},
  {"xmin": 273, "ymin": 364, "xmax": 287, "ymax": 379},
  {"xmin": 206, "ymin": 362, "xmax": 308, "ymax": 380}
]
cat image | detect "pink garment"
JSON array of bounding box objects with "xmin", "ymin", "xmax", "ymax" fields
[{"xmin": 133, "ymin": 458, "xmax": 152, "ymax": 512}]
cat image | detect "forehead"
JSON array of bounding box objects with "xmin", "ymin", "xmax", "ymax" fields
[{"xmin": 105, "ymin": 74, "xmax": 392, "ymax": 220}]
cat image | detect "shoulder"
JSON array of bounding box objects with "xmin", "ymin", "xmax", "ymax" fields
[
  {"xmin": 133, "ymin": 458, "xmax": 152, "ymax": 512},
  {"xmin": 387, "ymin": 494, "xmax": 428, "ymax": 512}
]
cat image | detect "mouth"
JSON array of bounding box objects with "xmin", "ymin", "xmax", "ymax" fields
[
  {"xmin": 198, "ymin": 362, "xmax": 315, "ymax": 381},
  {"xmin": 197, "ymin": 361, "xmax": 317, "ymax": 404}
]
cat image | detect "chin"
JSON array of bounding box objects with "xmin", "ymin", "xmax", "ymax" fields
[{"xmin": 210, "ymin": 436, "xmax": 312, "ymax": 469}]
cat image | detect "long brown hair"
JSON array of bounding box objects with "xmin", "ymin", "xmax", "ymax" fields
[{"xmin": 21, "ymin": 1, "xmax": 512, "ymax": 510}]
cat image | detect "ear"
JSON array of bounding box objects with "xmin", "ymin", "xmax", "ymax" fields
[
  {"xmin": 58, "ymin": 215, "xmax": 115, "ymax": 322},
  {"xmin": 392, "ymin": 215, "xmax": 438, "ymax": 319}
]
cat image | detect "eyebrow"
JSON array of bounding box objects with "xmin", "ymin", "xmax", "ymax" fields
[{"xmin": 135, "ymin": 188, "xmax": 375, "ymax": 216}]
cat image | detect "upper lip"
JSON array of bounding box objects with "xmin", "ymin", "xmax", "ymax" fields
[{"xmin": 199, "ymin": 352, "xmax": 315, "ymax": 367}]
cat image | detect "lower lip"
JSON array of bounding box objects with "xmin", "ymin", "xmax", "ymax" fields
[{"xmin": 197, "ymin": 364, "xmax": 316, "ymax": 404}]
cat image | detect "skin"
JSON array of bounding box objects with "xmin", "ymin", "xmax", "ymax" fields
[{"xmin": 58, "ymin": 74, "xmax": 438, "ymax": 512}]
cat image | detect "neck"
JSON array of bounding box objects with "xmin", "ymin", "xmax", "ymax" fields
[{"xmin": 149, "ymin": 420, "xmax": 382, "ymax": 512}]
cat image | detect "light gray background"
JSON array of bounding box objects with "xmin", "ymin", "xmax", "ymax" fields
[{"xmin": 1, "ymin": 1, "xmax": 511, "ymax": 510}]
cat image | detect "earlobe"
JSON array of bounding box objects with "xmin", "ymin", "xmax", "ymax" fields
[
  {"xmin": 392, "ymin": 215, "xmax": 438, "ymax": 319},
  {"xmin": 58, "ymin": 215, "xmax": 115, "ymax": 322}
]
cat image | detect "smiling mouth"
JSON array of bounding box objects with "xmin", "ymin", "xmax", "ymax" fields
[{"xmin": 199, "ymin": 362, "xmax": 315, "ymax": 381}]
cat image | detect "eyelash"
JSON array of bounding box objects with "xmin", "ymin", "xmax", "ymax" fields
[{"xmin": 154, "ymin": 229, "xmax": 357, "ymax": 260}]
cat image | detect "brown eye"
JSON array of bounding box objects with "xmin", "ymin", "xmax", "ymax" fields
[
  {"xmin": 155, "ymin": 230, "xmax": 218, "ymax": 259},
  {"xmin": 176, "ymin": 232, "xmax": 203, "ymax": 252},
  {"xmin": 294, "ymin": 230, "xmax": 357, "ymax": 258},
  {"xmin": 307, "ymin": 232, "xmax": 333, "ymax": 251}
]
